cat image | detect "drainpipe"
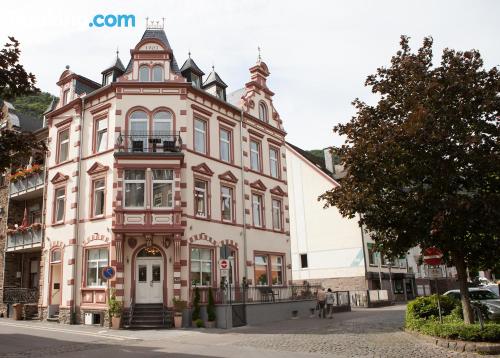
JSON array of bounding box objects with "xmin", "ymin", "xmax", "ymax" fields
[
  {"xmin": 71, "ymin": 97, "xmax": 85, "ymax": 323},
  {"xmin": 239, "ymin": 109, "xmax": 248, "ymax": 280}
]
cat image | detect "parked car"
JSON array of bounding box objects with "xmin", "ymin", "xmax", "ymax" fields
[
  {"xmin": 443, "ymin": 288, "xmax": 500, "ymax": 321},
  {"xmin": 483, "ymin": 284, "xmax": 499, "ymax": 296}
]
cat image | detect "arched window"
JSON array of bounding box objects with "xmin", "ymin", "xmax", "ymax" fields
[
  {"xmin": 258, "ymin": 102, "xmax": 268, "ymax": 122},
  {"xmin": 152, "ymin": 66, "xmax": 163, "ymax": 82},
  {"xmin": 153, "ymin": 111, "xmax": 172, "ymax": 135},
  {"xmin": 139, "ymin": 66, "xmax": 150, "ymax": 82},
  {"xmin": 129, "ymin": 110, "xmax": 148, "ymax": 152},
  {"xmin": 51, "ymin": 249, "xmax": 62, "ymax": 263},
  {"xmin": 137, "ymin": 247, "xmax": 162, "ymax": 257}
]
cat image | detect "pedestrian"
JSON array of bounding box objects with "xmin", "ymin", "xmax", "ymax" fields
[
  {"xmin": 326, "ymin": 288, "xmax": 335, "ymax": 319},
  {"xmin": 317, "ymin": 287, "xmax": 326, "ymax": 318}
]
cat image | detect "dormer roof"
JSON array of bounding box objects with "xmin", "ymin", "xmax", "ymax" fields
[
  {"xmin": 203, "ymin": 69, "xmax": 227, "ymax": 88},
  {"xmin": 102, "ymin": 55, "xmax": 125, "ymax": 74},
  {"xmin": 180, "ymin": 56, "xmax": 205, "ymax": 77}
]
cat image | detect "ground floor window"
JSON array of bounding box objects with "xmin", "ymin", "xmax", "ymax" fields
[
  {"xmin": 191, "ymin": 247, "xmax": 213, "ymax": 287},
  {"xmin": 394, "ymin": 279, "xmax": 404, "ymax": 294},
  {"xmin": 86, "ymin": 247, "xmax": 109, "ymax": 287},
  {"xmin": 254, "ymin": 253, "xmax": 284, "ymax": 286}
]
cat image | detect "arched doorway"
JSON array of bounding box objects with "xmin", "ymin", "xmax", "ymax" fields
[{"xmin": 135, "ymin": 246, "xmax": 163, "ymax": 303}]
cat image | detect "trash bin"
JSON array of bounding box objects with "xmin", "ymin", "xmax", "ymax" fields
[{"xmin": 12, "ymin": 303, "xmax": 24, "ymax": 320}]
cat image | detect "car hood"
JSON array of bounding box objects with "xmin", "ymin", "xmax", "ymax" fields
[{"xmin": 482, "ymin": 299, "xmax": 500, "ymax": 311}]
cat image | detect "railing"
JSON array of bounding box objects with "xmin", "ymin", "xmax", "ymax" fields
[
  {"xmin": 350, "ymin": 289, "xmax": 389, "ymax": 307},
  {"xmin": 7, "ymin": 226, "xmax": 43, "ymax": 250},
  {"xmin": 3, "ymin": 287, "xmax": 39, "ymax": 304},
  {"xmin": 10, "ymin": 172, "xmax": 44, "ymax": 196},
  {"xmin": 116, "ymin": 132, "xmax": 182, "ymax": 153}
]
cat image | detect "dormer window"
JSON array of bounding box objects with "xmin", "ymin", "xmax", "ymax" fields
[
  {"xmin": 62, "ymin": 89, "xmax": 70, "ymax": 105},
  {"xmin": 192, "ymin": 74, "xmax": 200, "ymax": 88},
  {"xmin": 152, "ymin": 65, "xmax": 163, "ymax": 82},
  {"xmin": 216, "ymin": 87, "xmax": 224, "ymax": 100},
  {"xmin": 139, "ymin": 65, "xmax": 150, "ymax": 82},
  {"xmin": 259, "ymin": 102, "xmax": 268, "ymax": 122},
  {"xmin": 104, "ymin": 73, "xmax": 112, "ymax": 85}
]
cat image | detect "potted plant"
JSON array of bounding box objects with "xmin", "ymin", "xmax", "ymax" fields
[
  {"xmin": 191, "ymin": 286, "xmax": 201, "ymax": 327},
  {"xmin": 206, "ymin": 287, "xmax": 216, "ymax": 328},
  {"xmin": 172, "ymin": 298, "xmax": 187, "ymax": 328},
  {"xmin": 108, "ymin": 292, "xmax": 123, "ymax": 329}
]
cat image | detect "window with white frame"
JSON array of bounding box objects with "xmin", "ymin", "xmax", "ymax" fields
[
  {"xmin": 57, "ymin": 129, "xmax": 70, "ymax": 163},
  {"xmin": 190, "ymin": 247, "xmax": 212, "ymax": 286},
  {"xmin": 95, "ymin": 118, "xmax": 107, "ymax": 153},
  {"xmin": 139, "ymin": 65, "xmax": 150, "ymax": 81},
  {"xmin": 250, "ymin": 140, "xmax": 261, "ymax": 171},
  {"xmin": 252, "ymin": 194, "xmax": 263, "ymax": 227},
  {"xmin": 51, "ymin": 249, "xmax": 61, "ymax": 263},
  {"xmin": 191, "ymin": 74, "xmax": 201, "ymax": 88},
  {"xmin": 152, "ymin": 169, "xmax": 174, "ymax": 208},
  {"xmin": 54, "ymin": 187, "xmax": 65, "ymax": 223},
  {"xmin": 194, "ymin": 179, "xmax": 208, "ymax": 217},
  {"xmin": 86, "ymin": 248, "xmax": 108, "ymax": 287},
  {"xmin": 219, "ymin": 128, "xmax": 231, "ymax": 162},
  {"xmin": 92, "ymin": 179, "xmax": 105, "ymax": 217},
  {"xmin": 62, "ymin": 89, "xmax": 70, "ymax": 105},
  {"xmin": 104, "ymin": 72, "xmax": 112, "ymax": 85},
  {"xmin": 152, "ymin": 65, "xmax": 163, "ymax": 82},
  {"xmin": 272, "ymin": 198, "xmax": 282, "ymax": 231},
  {"xmin": 269, "ymin": 147, "xmax": 279, "ymax": 178},
  {"xmin": 194, "ymin": 118, "xmax": 207, "ymax": 154},
  {"xmin": 124, "ymin": 170, "xmax": 145, "ymax": 208},
  {"xmin": 221, "ymin": 186, "xmax": 233, "ymax": 222},
  {"xmin": 258, "ymin": 102, "xmax": 268, "ymax": 122}
]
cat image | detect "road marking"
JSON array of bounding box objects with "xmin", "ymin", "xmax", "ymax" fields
[{"xmin": 0, "ymin": 321, "xmax": 140, "ymax": 341}]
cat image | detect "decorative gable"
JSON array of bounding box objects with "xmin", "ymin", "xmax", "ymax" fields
[
  {"xmin": 250, "ymin": 179, "xmax": 267, "ymax": 191},
  {"xmin": 51, "ymin": 172, "xmax": 69, "ymax": 184},
  {"xmin": 87, "ymin": 162, "xmax": 109, "ymax": 175},
  {"xmin": 218, "ymin": 170, "xmax": 238, "ymax": 183},
  {"xmin": 270, "ymin": 185, "xmax": 287, "ymax": 197},
  {"xmin": 191, "ymin": 163, "xmax": 214, "ymax": 177}
]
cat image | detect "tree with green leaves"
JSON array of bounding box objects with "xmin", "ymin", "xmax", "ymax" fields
[
  {"xmin": 320, "ymin": 36, "xmax": 500, "ymax": 324},
  {"xmin": 0, "ymin": 36, "xmax": 45, "ymax": 171}
]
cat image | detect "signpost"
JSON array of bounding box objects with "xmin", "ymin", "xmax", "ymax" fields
[
  {"xmin": 423, "ymin": 247, "xmax": 444, "ymax": 323},
  {"xmin": 101, "ymin": 266, "xmax": 116, "ymax": 281}
]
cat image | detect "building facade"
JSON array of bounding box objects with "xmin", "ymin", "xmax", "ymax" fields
[
  {"xmin": 41, "ymin": 24, "xmax": 291, "ymax": 325},
  {"xmin": 286, "ymin": 143, "xmax": 415, "ymax": 302}
]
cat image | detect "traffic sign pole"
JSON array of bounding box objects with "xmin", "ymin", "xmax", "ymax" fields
[{"xmin": 423, "ymin": 248, "xmax": 444, "ymax": 324}]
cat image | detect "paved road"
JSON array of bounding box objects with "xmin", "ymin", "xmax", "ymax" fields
[{"xmin": 0, "ymin": 305, "xmax": 480, "ymax": 357}]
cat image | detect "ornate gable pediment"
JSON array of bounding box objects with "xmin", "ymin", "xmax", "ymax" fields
[
  {"xmin": 191, "ymin": 163, "xmax": 214, "ymax": 177},
  {"xmin": 218, "ymin": 170, "xmax": 238, "ymax": 183},
  {"xmin": 270, "ymin": 185, "xmax": 287, "ymax": 197},
  {"xmin": 50, "ymin": 172, "xmax": 69, "ymax": 184},
  {"xmin": 250, "ymin": 179, "xmax": 267, "ymax": 191},
  {"xmin": 87, "ymin": 162, "xmax": 109, "ymax": 175}
]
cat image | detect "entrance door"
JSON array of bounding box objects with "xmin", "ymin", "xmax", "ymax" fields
[
  {"xmin": 136, "ymin": 259, "xmax": 163, "ymax": 303},
  {"xmin": 50, "ymin": 263, "xmax": 61, "ymax": 305}
]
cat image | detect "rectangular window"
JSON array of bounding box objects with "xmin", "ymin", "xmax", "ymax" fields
[
  {"xmin": 194, "ymin": 118, "xmax": 207, "ymax": 154},
  {"xmin": 250, "ymin": 140, "xmax": 261, "ymax": 171},
  {"xmin": 86, "ymin": 248, "xmax": 109, "ymax": 287},
  {"xmin": 94, "ymin": 118, "xmax": 108, "ymax": 153},
  {"xmin": 367, "ymin": 243, "xmax": 381, "ymax": 266},
  {"xmin": 300, "ymin": 254, "xmax": 308, "ymax": 268},
  {"xmin": 221, "ymin": 186, "xmax": 233, "ymax": 222},
  {"xmin": 194, "ymin": 179, "xmax": 208, "ymax": 217},
  {"xmin": 272, "ymin": 198, "xmax": 282, "ymax": 231},
  {"xmin": 62, "ymin": 89, "xmax": 70, "ymax": 105},
  {"xmin": 219, "ymin": 128, "xmax": 231, "ymax": 162},
  {"xmin": 269, "ymin": 147, "xmax": 280, "ymax": 178},
  {"xmin": 104, "ymin": 73, "xmax": 112, "ymax": 85},
  {"xmin": 271, "ymin": 255, "xmax": 283, "ymax": 285},
  {"xmin": 152, "ymin": 169, "xmax": 174, "ymax": 208},
  {"xmin": 190, "ymin": 247, "xmax": 212, "ymax": 286},
  {"xmin": 54, "ymin": 187, "xmax": 65, "ymax": 223},
  {"xmin": 192, "ymin": 74, "xmax": 200, "ymax": 88},
  {"xmin": 124, "ymin": 170, "xmax": 145, "ymax": 208},
  {"xmin": 92, "ymin": 178, "xmax": 105, "ymax": 217},
  {"xmin": 254, "ymin": 255, "xmax": 268, "ymax": 286},
  {"xmin": 57, "ymin": 129, "xmax": 70, "ymax": 163},
  {"xmin": 252, "ymin": 194, "xmax": 263, "ymax": 227}
]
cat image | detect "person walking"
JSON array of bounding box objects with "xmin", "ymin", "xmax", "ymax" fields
[
  {"xmin": 326, "ymin": 288, "xmax": 335, "ymax": 319},
  {"xmin": 317, "ymin": 287, "xmax": 326, "ymax": 318}
]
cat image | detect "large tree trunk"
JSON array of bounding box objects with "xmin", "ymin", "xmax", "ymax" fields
[{"xmin": 454, "ymin": 251, "xmax": 474, "ymax": 324}]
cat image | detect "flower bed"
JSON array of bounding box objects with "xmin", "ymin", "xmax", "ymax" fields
[{"xmin": 8, "ymin": 164, "xmax": 43, "ymax": 182}]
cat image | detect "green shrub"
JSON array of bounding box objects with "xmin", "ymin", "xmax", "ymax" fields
[
  {"xmin": 192, "ymin": 287, "xmax": 201, "ymax": 321},
  {"xmin": 207, "ymin": 287, "xmax": 216, "ymax": 322},
  {"xmin": 417, "ymin": 321, "xmax": 500, "ymax": 342},
  {"xmin": 195, "ymin": 318, "xmax": 204, "ymax": 328},
  {"xmin": 406, "ymin": 295, "xmax": 458, "ymax": 320}
]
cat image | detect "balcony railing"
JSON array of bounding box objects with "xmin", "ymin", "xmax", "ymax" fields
[
  {"xmin": 3, "ymin": 287, "xmax": 39, "ymax": 304},
  {"xmin": 116, "ymin": 132, "xmax": 182, "ymax": 153},
  {"xmin": 10, "ymin": 172, "xmax": 44, "ymax": 197},
  {"xmin": 7, "ymin": 226, "xmax": 43, "ymax": 251}
]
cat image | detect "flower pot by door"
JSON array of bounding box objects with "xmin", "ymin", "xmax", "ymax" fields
[
  {"xmin": 111, "ymin": 316, "xmax": 121, "ymax": 329},
  {"xmin": 174, "ymin": 315, "xmax": 182, "ymax": 328}
]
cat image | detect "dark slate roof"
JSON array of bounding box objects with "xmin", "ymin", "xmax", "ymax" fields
[
  {"xmin": 10, "ymin": 109, "xmax": 43, "ymax": 133},
  {"xmin": 75, "ymin": 76, "xmax": 101, "ymax": 95},
  {"xmin": 125, "ymin": 29, "xmax": 181, "ymax": 74},
  {"xmin": 102, "ymin": 56, "xmax": 125, "ymax": 74},
  {"xmin": 286, "ymin": 142, "xmax": 334, "ymax": 178},
  {"xmin": 203, "ymin": 69, "xmax": 227, "ymax": 88},
  {"xmin": 180, "ymin": 57, "xmax": 205, "ymax": 76}
]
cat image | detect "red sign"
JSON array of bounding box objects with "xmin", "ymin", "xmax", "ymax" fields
[
  {"xmin": 219, "ymin": 259, "xmax": 229, "ymax": 269},
  {"xmin": 423, "ymin": 247, "xmax": 443, "ymax": 266}
]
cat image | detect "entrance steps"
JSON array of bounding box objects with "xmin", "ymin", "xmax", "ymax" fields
[{"xmin": 123, "ymin": 303, "xmax": 173, "ymax": 329}]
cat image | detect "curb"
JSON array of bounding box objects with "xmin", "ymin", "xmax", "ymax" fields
[{"xmin": 405, "ymin": 329, "xmax": 500, "ymax": 355}]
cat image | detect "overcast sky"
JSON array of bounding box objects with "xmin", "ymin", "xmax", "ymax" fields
[{"xmin": 2, "ymin": 0, "xmax": 499, "ymax": 149}]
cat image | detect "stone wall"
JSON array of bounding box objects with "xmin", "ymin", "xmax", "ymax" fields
[
  {"xmin": 294, "ymin": 276, "xmax": 368, "ymax": 292},
  {"xmin": 79, "ymin": 308, "xmax": 110, "ymax": 327}
]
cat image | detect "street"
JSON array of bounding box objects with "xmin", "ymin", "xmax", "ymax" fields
[{"xmin": 0, "ymin": 305, "xmax": 480, "ymax": 358}]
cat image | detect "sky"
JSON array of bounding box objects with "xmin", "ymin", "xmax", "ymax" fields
[{"xmin": 2, "ymin": 0, "xmax": 500, "ymax": 150}]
